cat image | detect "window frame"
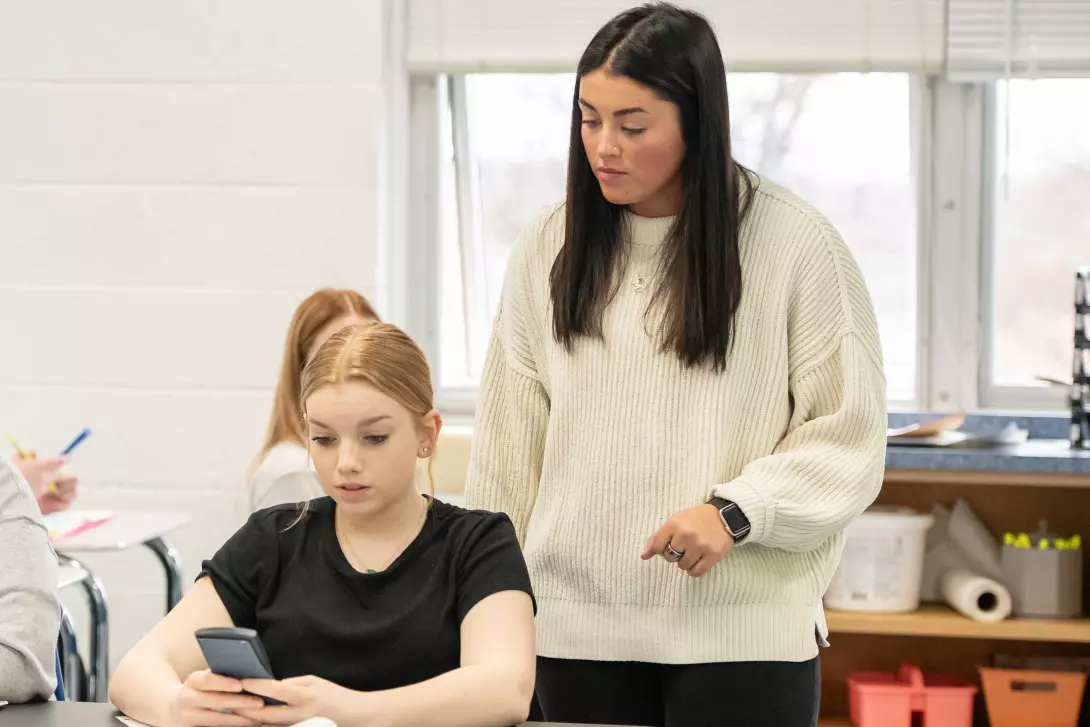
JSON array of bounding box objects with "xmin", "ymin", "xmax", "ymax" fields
[{"xmin": 390, "ymin": 71, "xmax": 1073, "ymax": 418}]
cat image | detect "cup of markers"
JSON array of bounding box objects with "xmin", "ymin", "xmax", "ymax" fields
[{"xmin": 1001, "ymin": 522, "xmax": 1083, "ymax": 619}]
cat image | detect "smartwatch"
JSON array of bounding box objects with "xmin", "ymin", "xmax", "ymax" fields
[{"xmin": 707, "ymin": 497, "xmax": 751, "ymax": 543}]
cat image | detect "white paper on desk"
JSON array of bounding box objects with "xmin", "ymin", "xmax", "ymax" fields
[
  {"xmin": 44, "ymin": 510, "xmax": 115, "ymax": 541},
  {"xmin": 118, "ymin": 716, "xmax": 336, "ymax": 727},
  {"xmin": 117, "ymin": 718, "xmax": 151, "ymax": 727}
]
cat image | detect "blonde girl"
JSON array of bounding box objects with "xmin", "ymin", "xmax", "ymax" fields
[{"xmin": 112, "ymin": 323, "xmax": 536, "ymax": 727}]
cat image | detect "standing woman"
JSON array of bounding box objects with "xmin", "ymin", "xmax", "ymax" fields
[{"xmin": 465, "ymin": 4, "xmax": 887, "ymax": 727}]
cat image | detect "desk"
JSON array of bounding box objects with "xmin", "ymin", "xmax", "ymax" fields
[
  {"xmin": 52, "ymin": 511, "xmax": 190, "ymax": 702},
  {"xmin": 54, "ymin": 511, "xmax": 191, "ymax": 613},
  {"xmin": 1, "ymin": 702, "xmax": 610, "ymax": 727},
  {"xmin": 57, "ymin": 563, "xmax": 89, "ymax": 590}
]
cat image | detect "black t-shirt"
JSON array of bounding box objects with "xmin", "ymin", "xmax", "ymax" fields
[{"xmin": 198, "ymin": 496, "xmax": 534, "ymax": 692}]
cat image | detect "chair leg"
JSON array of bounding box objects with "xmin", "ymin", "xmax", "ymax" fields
[
  {"xmin": 57, "ymin": 609, "xmax": 83, "ymax": 701},
  {"xmin": 59, "ymin": 555, "xmax": 110, "ymax": 701}
]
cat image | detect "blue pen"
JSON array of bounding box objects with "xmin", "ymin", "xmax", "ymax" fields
[{"xmin": 60, "ymin": 428, "xmax": 92, "ymax": 456}]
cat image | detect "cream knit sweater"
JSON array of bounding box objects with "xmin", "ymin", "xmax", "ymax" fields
[{"xmin": 465, "ymin": 179, "xmax": 887, "ymax": 664}]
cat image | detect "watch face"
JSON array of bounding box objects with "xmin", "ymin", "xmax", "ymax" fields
[{"xmin": 721, "ymin": 503, "xmax": 750, "ymax": 539}]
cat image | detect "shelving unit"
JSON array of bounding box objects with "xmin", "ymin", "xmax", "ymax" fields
[
  {"xmin": 818, "ymin": 466, "xmax": 1090, "ymax": 726},
  {"xmin": 826, "ymin": 605, "xmax": 1090, "ymax": 643}
]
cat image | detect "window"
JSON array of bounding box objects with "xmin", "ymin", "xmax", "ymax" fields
[
  {"xmin": 728, "ymin": 74, "xmax": 917, "ymax": 402},
  {"xmin": 435, "ymin": 72, "xmax": 918, "ymax": 404},
  {"xmin": 985, "ymin": 79, "xmax": 1090, "ymax": 395},
  {"xmin": 437, "ymin": 75, "xmax": 572, "ymax": 390}
]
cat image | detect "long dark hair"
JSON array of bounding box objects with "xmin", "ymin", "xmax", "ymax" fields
[{"xmin": 550, "ymin": 2, "xmax": 754, "ymax": 371}]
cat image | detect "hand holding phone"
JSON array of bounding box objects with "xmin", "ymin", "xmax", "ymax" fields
[
  {"xmin": 171, "ymin": 670, "xmax": 267, "ymax": 726},
  {"xmin": 195, "ymin": 627, "xmax": 285, "ymax": 706}
]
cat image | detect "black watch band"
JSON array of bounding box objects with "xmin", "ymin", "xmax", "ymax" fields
[{"xmin": 707, "ymin": 496, "xmax": 751, "ymax": 542}]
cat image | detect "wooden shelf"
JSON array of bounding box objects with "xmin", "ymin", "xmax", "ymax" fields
[{"xmin": 826, "ymin": 605, "xmax": 1090, "ymax": 643}]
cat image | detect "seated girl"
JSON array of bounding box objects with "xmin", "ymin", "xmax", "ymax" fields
[{"xmin": 109, "ymin": 322, "xmax": 536, "ymax": 727}]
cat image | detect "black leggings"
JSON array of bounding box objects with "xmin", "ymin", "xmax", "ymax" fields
[{"xmin": 535, "ymin": 656, "xmax": 820, "ymax": 727}]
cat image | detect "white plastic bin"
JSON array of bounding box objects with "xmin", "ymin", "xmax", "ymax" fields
[{"xmin": 825, "ymin": 506, "xmax": 935, "ymax": 613}]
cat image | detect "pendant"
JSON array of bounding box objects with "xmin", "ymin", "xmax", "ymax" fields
[{"xmin": 632, "ymin": 276, "xmax": 647, "ymax": 292}]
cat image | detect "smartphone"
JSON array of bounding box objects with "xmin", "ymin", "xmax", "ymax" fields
[{"xmin": 194, "ymin": 627, "xmax": 284, "ymax": 705}]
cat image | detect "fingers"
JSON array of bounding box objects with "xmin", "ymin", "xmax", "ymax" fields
[
  {"xmin": 42, "ymin": 487, "xmax": 78, "ymax": 507},
  {"xmin": 182, "ymin": 690, "xmax": 266, "ymax": 712},
  {"xmin": 642, "ymin": 523, "xmax": 675, "ymax": 561},
  {"xmin": 36, "ymin": 456, "xmax": 69, "ymax": 474},
  {"xmin": 176, "ymin": 673, "xmax": 264, "ymax": 727},
  {"xmin": 52, "ymin": 474, "xmax": 79, "ymax": 493},
  {"xmin": 37, "ymin": 498, "xmax": 69, "ymax": 516},
  {"xmin": 688, "ymin": 556, "xmax": 716, "ymax": 578},
  {"xmin": 235, "ymin": 706, "xmax": 300, "ymax": 725},
  {"xmin": 187, "ymin": 669, "xmax": 245, "ymax": 693},
  {"xmin": 676, "ymin": 545, "xmax": 701, "ymax": 571},
  {"xmin": 241, "ymin": 678, "xmax": 290, "ymax": 702}
]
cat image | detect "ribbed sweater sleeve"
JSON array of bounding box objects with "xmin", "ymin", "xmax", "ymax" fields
[
  {"xmin": 712, "ymin": 211, "xmax": 887, "ymax": 551},
  {"xmin": 464, "ymin": 209, "xmax": 553, "ymax": 544},
  {"xmin": 712, "ymin": 331, "xmax": 886, "ymax": 551}
]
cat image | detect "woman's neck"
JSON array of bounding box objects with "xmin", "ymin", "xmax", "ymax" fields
[
  {"xmin": 627, "ymin": 176, "xmax": 684, "ymax": 218},
  {"xmin": 337, "ymin": 489, "xmax": 425, "ymax": 541}
]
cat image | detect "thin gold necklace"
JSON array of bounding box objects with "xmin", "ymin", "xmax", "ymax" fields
[{"xmin": 337, "ymin": 496, "xmax": 427, "ymax": 575}]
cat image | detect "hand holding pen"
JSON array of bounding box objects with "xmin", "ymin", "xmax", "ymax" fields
[{"xmin": 6, "ymin": 429, "xmax": 90, "ymax": 515}]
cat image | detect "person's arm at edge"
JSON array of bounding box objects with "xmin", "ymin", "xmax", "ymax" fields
[{"xmin": 0, "ymin": 458, "xmax": 62, "ymax": 703}]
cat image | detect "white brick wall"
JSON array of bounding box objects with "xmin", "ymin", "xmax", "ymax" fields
[{"xmin": 0, "ymin": 1, "xmax": 387, "ymax": 673}]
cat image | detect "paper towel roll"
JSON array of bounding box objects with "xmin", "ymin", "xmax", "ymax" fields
[{"xmin": 941, "ymin": 568, "xmax": 1012, "ymax": 623}]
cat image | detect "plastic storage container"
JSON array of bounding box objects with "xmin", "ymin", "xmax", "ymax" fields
[
  {"xmin": 825, "ymin": 507, "xmax": 935, "ymax": 612},
  {"xmin": 980, "ymin": 667, "xmax": 1087, "ymax": 727},
  {"xmin": 848, "ymin": 664, "xmax": 976, "ymax": 727}
]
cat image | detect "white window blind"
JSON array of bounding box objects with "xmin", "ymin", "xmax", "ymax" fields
[
  {"xmin": 947, "ymin": 0, "xmax": 1090, "ymax": 80},
  {"xmin": 407, "ymin": 0, "xmax": 945, "ymax": 74}
]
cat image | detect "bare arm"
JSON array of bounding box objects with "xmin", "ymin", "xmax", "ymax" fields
[{"xmin": 109, "ymin": 578, "xmax": 259, "ymax": 727}]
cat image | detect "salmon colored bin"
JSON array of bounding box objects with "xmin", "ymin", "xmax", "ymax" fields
[
  {"xmin": 980, "ymin": 667, "xmax": 1087, "ymax": 727},
  {"xmin": 848, "ymin": 664, "xmax": 976, "ymax": 727}
]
